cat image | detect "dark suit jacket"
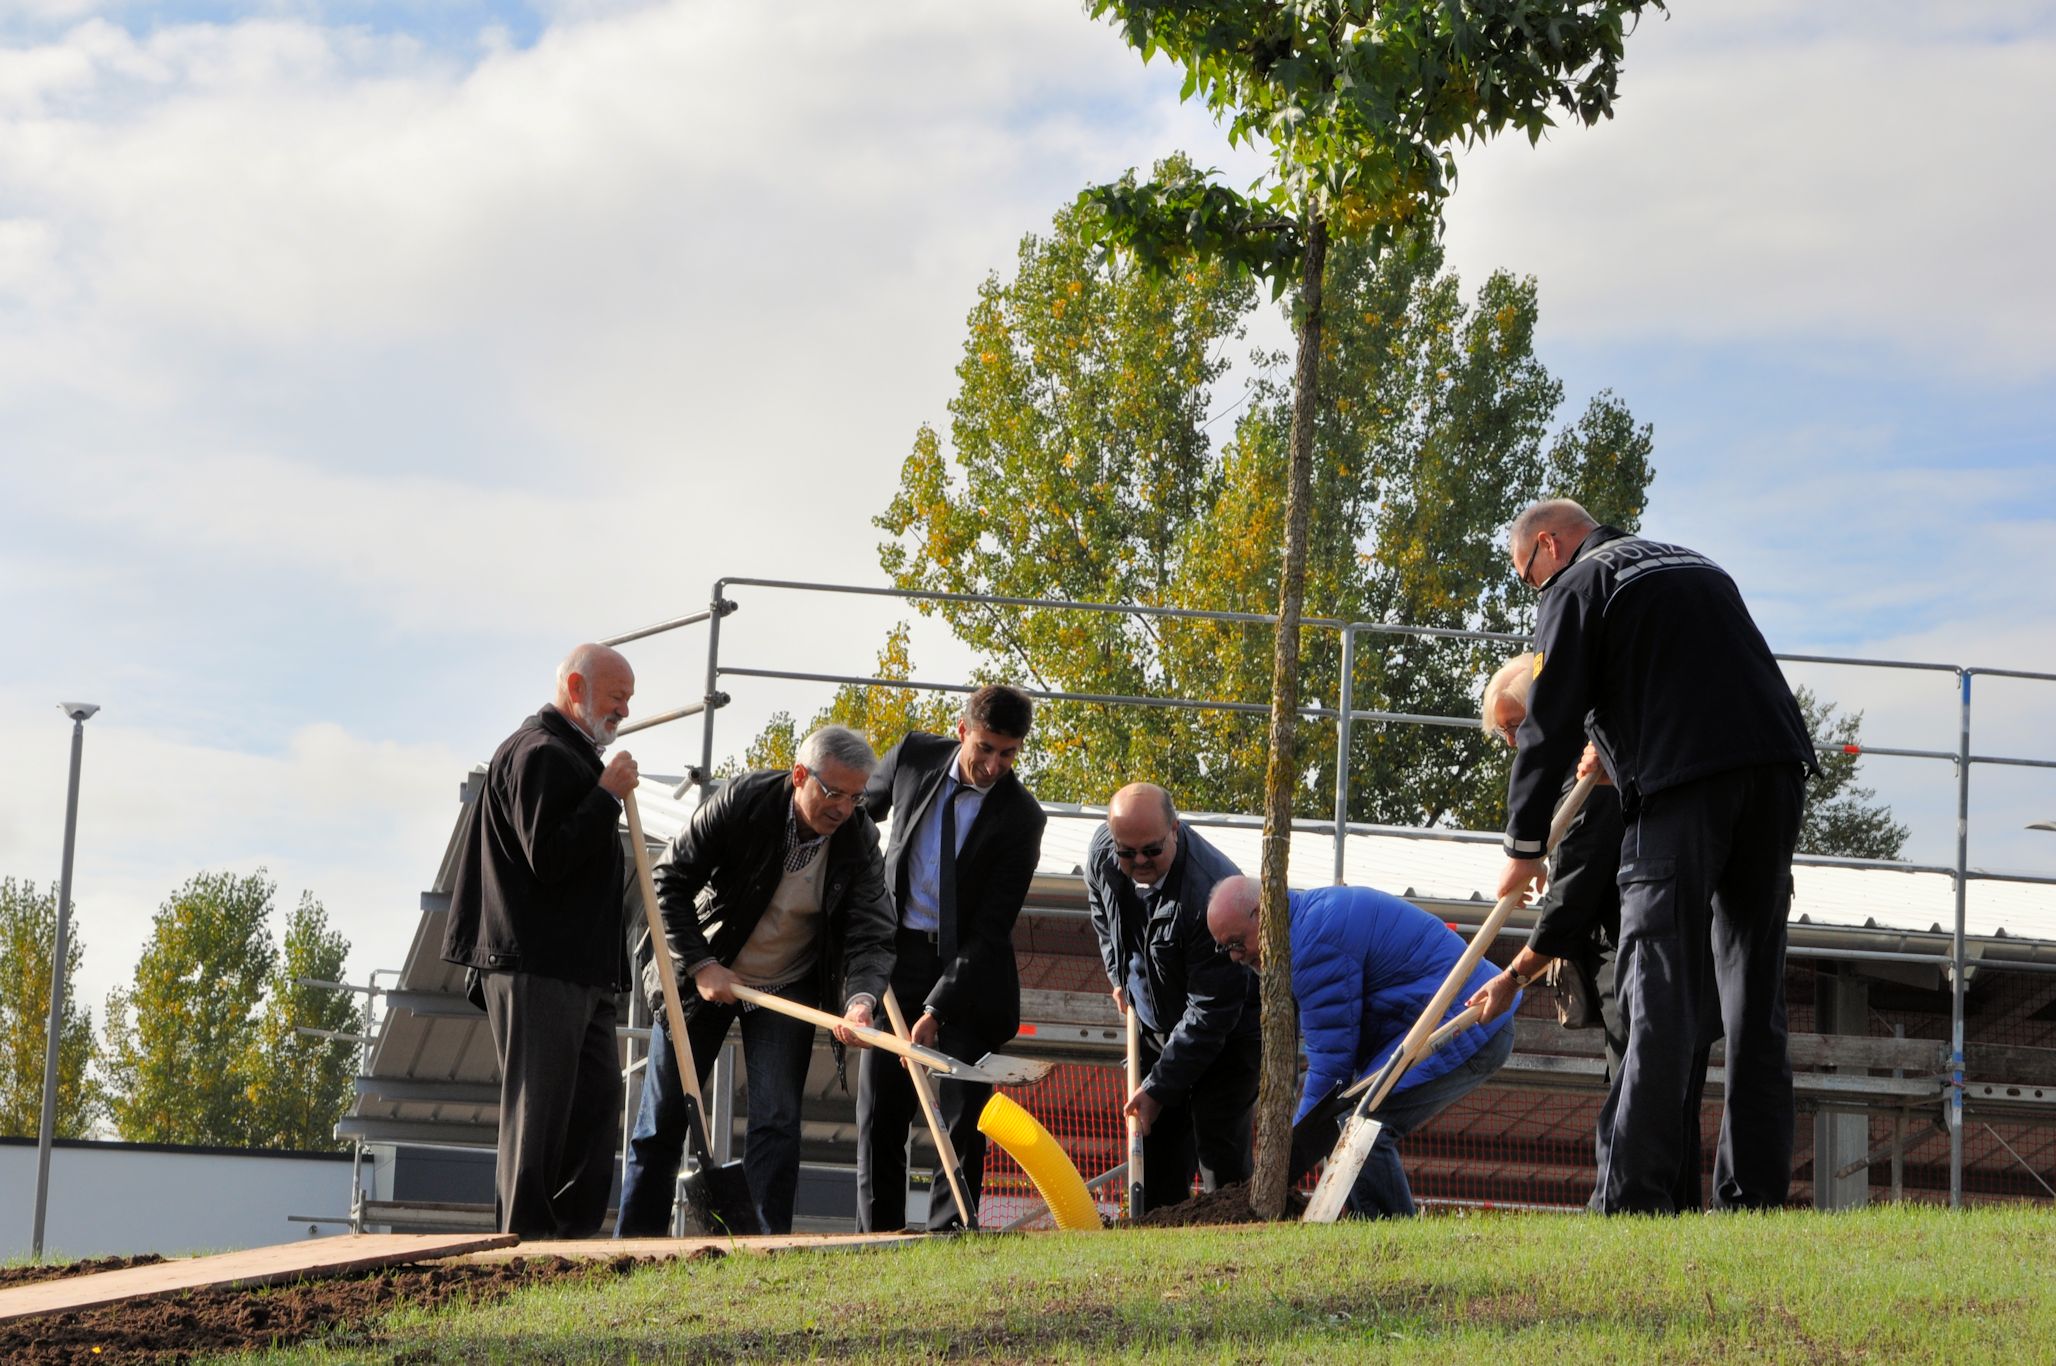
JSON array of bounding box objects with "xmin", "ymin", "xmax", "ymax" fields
[{"xmin": 863, "ymin": 731, "xmax": 1045, "ymax": 1052}]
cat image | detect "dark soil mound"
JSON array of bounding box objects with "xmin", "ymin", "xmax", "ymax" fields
[
  {"xmin": 0, "ymin": 1252, "xmax": 675, "ymax": 1363},
  {"xmin": 0, "ymin": 1255, "xmax": 167, "ymax": 1289},
  {"xmin": 1133, "ymin": 1180, "xmax": 1309, "ymax": 1228}
]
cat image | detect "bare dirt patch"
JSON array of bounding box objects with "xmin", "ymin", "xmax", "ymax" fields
[
  {"xmin": 1132, "ymin": 1180, "xmax": 1308, "ymax": 1228},
  {"xmin": 0, "ymin": 1252, "xmax": 671, "ymax": 1363}
]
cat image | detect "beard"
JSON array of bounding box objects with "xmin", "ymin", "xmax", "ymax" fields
[{"xmin": 573, "ymin": 702, "xmax": 619, "ymax": 747}]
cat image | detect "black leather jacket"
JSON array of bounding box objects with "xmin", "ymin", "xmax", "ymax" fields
[{"xmin": 640, "ymin": 768, "xmax": 896, "ymax": 1011}]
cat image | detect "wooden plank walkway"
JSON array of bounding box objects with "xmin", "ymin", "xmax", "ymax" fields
[
  {"xmin": 0, "ymin": 1232, "xmax": 515, "ymax": 1324},
  {"xmin": 472, "ymin": 1232, "xmax": 926, "ymax": 1262}
]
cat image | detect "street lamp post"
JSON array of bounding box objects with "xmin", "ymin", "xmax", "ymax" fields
[{"xmin": 31, "ymin": 702, "xmax": 99, "ymax": 1261}]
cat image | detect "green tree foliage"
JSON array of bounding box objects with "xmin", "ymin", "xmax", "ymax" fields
[
  {"xmin": 103, "ymin": 870, "xmax": 357, "ymax": 1149},
  {"xmin": 245, "ymin": 894, "xmax": 362, "ymax": 1151},
  {"xmin": 1795, "ymin": 688, "xmax": 1910, "ymax": 861},
  {"xmin": 0, "ymin": 878, "xmax": 98, "ymax": 1139},
  {"xmin": 1060, "ymin": 0, "xmax": 1661, "ymax": 1218},
  {"xmin": 872, "ymin": 211, "xmax": 1653, "ymax": 825}
]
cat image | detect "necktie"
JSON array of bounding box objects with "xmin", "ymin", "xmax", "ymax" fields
[{"xmin": 936, "ymin": 777, "xmax": 961, "ymax": 964}]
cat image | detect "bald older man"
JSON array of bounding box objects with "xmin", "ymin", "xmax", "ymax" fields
[
  {"xmin": 1085, "ymin": 783, "xmax": 1260, "ymax": 1210},
  {"xmin": 443, "ymin": 643, "xmax": 640, "ymax": 1237},
  {"xmin": 1208, "ymin": 875, "xmax": 1513, "ymax": 1218}
]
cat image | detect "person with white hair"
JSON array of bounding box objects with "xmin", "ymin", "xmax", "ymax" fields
[
  {"xmin": 1474, "ymin": 650, "xmax": 1710, "ymax": 1211},
  {"xmin": 441, "ymin": 642, "xmax": 640, "ymax": 1238},
  {"xmin": 617, "ymin": 723, "xmax": 897, "ymax": 1236}
]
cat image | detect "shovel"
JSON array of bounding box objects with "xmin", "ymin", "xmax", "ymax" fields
[
  {"xmin": 883, "ymin": 987, "xmax": 974, "ymax": 1229},
  {"xmin": 1301, "ymin": 772, "xmax": 1597, "ymax": 1223},
  {"xmin": 725, "ymin": 983, "xmax": 1052, "ymax": 1086},
  {"xmin": 623, "ymin": 789, "xmax": 763, "ymax": 1237},
  {"xmin": 1124, "ymin": 1002, "xmax": 1146, "ymax": 1220}
]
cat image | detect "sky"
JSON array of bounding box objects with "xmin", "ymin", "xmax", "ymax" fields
[{"xmin": 2, "ymin": 0, "xmax": 2053, "ymax": 1022}]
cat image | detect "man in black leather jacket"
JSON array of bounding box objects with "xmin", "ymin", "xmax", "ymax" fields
[{"xmin": 616, "ymin": 724, "xmax": 896, "ymax": 1236}]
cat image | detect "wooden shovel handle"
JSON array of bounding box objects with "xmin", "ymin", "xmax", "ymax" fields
[
  {"xmin": 623, "ymin": 789, "xmax": 707, "ymax": 1109},
  {"xmin": 1356, "ymin": 771, "xmax": 1598, "ymax": 1115},
  {"xmin": 728, "ymin": 982, "xmax": 959, "ymax": 1073},
  {"xmin": 885, "ymin": 988, "xmax": 973, "ymax": 1227}
]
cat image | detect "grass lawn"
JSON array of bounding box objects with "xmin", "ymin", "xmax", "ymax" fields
[{"xmin": 240, "ymin": 1205, "xmax": 2054, "ymax": 1363}]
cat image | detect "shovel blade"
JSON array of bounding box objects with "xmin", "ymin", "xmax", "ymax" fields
[
  {"xmin": 963, "ymin": 1053, "xmax": 1054, "ymax": 1086},
  {"xmin": 1302, "ymin": 1114, "xmax": 1383, "ymax": 1224},
  {"xmin": 681, "ymin": 1157, "xmax": 761, "ymax": 1236},
  {"xmin": 678, "ymin": 1096, "xmax": 765, "ymax": 1236}
]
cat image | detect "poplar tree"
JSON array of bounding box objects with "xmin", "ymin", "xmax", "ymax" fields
[{"xmin": 0, "ymin": 878, "xmax": 98, "ymax": 1138}]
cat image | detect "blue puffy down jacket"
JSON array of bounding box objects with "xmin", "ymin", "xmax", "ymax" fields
[{"xmin": 1289, "ymin": 885, "xmax": 1513, "ymax": 1122}]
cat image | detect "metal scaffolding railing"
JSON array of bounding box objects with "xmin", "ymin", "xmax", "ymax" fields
[{"xmin": 601, "ymin": 575, "xmax": 2056, "ymax": 1208}]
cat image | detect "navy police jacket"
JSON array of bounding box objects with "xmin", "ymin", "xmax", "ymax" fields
[{"xmin": 1504, "ymin": 526, "xmax": 1817, "ymax": 858}]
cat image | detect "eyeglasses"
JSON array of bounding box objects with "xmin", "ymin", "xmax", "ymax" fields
[
  {"xmin": 1494, "ymin": 722, "xmax": 1519, "ymax": 748},
  {"xmin": 807, "ymin": 770, "xmax": 859, "ymax": 804},
  {"xmin": 1114, "ymin": 840, "xmax": 1168, "ymax": 863},
  {"xmin": 1514, "ymin": 533, "xmax": 1546, "ymax": 588}
]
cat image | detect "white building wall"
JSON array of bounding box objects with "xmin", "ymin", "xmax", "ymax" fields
[{"xmin": 0, "ymin": 1138, "xmax": 366, "ymax": 1261}]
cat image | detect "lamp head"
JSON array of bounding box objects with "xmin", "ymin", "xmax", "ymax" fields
[{"xmin": 58, "ymin": 702, "xmax": 100, "ymax": 722}]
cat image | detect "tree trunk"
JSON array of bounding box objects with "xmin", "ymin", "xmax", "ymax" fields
[{"xmin": 1249, "ymin": 212, "xmax": 1327, "ymax": 1219}]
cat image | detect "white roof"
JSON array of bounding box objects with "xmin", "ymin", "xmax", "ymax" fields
[{"xmin": 633, "ymin": 780, "xmax": 2056, "ymax": 946}]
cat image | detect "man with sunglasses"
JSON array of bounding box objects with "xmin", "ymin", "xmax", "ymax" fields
[
  {"xmin": 1085, "ymin": 783, "xmax": 1261, "ymax": 1212},
  {"xmin": 1495, "ymin": 498, "xmax": 1816, "ymax": 1214},
  {"xmin": 617, "ymin": 724, "xmax": 897, "ymax": 1236}
]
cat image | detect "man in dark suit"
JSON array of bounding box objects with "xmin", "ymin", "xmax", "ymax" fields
[
  {"xmin": 441, "ymin": 643, "xmax": 638, "ymax": 1238},
  {"xmin": 855, "ymin": 684, "xmax": 1045, "ymax": 1231}
]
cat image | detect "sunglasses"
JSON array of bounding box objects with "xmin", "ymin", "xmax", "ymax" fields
[{"xmin": 1113, "ymin": 840, "xmax": 1168, "ymax": 863}]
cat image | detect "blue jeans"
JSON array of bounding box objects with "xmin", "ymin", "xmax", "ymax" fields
[
  {"xmin": 616, "ymin": 980, "xmax": 818, "ymax": 1236},
  {"xmin": 1346, "ymin": 1022, "xmax": 1514, "ymax": 1218}
]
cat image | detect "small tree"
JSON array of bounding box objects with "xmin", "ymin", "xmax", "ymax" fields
[
  {"xmin": 1081, "ymin": 0, "xmax": 1667, "ymax": 1215},
  {"xmin": 244, "ymin": 894, "xmax": 361, "ymax": 1151},
  {"xmin": 104, "ymin": 872, "xmax": 362, "ymax": 1149},
  {"xmin": 103, "ymin": 870, "xmax": 276, "ymax": 1145},
  {"xmin": 1795, "ymin": 688, "xmax": 1910, "ymax": 861},
  {"xmin": 0, "ymin": 878, "xmax": 98, "ymax": 1138}
]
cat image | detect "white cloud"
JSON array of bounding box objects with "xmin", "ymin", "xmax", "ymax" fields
[
  {"xmin": 0, "ymin": 697, "xmax": 466, "ymax": 1021},
  {"xmin": 1440, "ymin": 6, "xmax": 2056, "ymax": 382}
]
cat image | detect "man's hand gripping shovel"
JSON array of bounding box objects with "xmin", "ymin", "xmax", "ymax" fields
[{"xmin": 1297, "ymin": 773, "xmax": 1597, "ymax": 1223}]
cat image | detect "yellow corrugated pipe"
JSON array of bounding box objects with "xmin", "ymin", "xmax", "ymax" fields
[{"xmin": 977, "ymin": 1092, "xmax": 1102, "ymax": 1232}]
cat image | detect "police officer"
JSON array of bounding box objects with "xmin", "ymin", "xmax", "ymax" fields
[{"xmin": 1484, "ymin": 500, "xmax": 1815, "ymax": 1214}]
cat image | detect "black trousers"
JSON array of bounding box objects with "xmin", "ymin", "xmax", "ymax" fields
[
  {"xmin": 1600, "ymin": 763, "xmax": 1804, "ymax": 1214},
  {"xmin": 1136, "ymin": 1027, "xmax": 1260, "ymax": 1211},
  {"xmin": 479, "ymin": 970, "xmax": 622, "ymax": 1238},
  {"xmin": 1594, "ymin": 947, "xmax": 1713, "ymax": 1212},
  {"xmin": 855, "ymin": 932, "xmax": 993, "ymax": 1231}
]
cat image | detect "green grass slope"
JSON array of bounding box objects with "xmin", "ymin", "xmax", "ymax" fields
[{"xmin": 243, "ymin": 1205, "xmax": 2056, "ymax": 1364}]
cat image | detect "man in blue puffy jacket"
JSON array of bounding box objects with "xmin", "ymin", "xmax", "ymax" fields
[{"xmin": 1208, "ymin": 875, "xmax": 1514, "ymax": 1217}]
